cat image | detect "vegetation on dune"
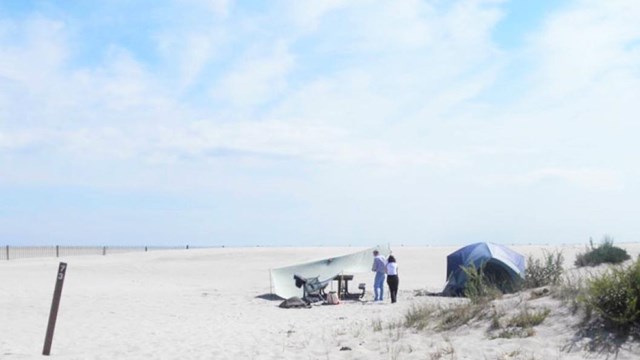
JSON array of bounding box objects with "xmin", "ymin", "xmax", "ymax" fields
[
  {"xmin": 457, "ymin": 249, "xmax": 565, "ymax": 303},
  {"xmin": 581, "ymin": 256, "xmax": 640, "ymax": 329},
  {"xmin": 575, "ymin": 236, "xmax": 630, "ymax": 267},
  {"xmin": 401, "ymin": 240, "xmax": 639, "ymax": 349},
  {"xmin": 436, "ymin": 301, "xmax": 487, "ymax": 331},
  {"xmin": 402, "ymin": 297, "xmax": 550, "ymax": 339},
  {"xmin": 461, "ymin": 263, "xmax": 504, "ymax": 303},
  {"xmin": 361, "ymin": 240, "xmax": 639, "ymax": 360},
  {"xmin": 404, "ymin": 303, "xmax": 438, "ymax": 330},
  {"xmin": 506, "ymin": 307, "xmax": 551, "ymax": 329},
  {"xmin": 524, "ymin": 250, "xmax": 564, "ymax": 288}
]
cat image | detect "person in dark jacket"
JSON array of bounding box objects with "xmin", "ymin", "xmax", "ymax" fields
[{"xmin": 386, "ymin": 255, "xmax": 399, "ymax": 303}]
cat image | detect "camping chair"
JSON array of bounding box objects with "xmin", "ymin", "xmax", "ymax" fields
[{"xmin": 293, "ymin": 274, "xmax": 332, "ymax": 303}]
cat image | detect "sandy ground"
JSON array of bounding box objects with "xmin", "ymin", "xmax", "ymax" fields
[{"xmin": 2, "ymin": 244, "xmax": 640, "ymax": 359}]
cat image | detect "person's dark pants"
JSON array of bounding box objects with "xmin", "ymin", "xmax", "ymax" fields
[{"xmin": 386, "ymin": 275, "xmax": 399, "ymax": 303}]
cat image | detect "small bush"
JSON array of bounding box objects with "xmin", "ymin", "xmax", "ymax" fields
[
  {"xmin": 525, "ymin": 250, "xmax": 564, "ymax": 288},
  {"xmin": 489, "ymin": 308, "xmax": 549, "ymax": 339},
  {"xmin": 582, "ymin": 257, "xmax": 640, "ymax": 328},
  {"xmin": 575, "ymin": 236, "xmax": 630, "ymax": 267},
  {"xmin": 507, "ymin": 308, "xmax": 551, "ymax": 328},
  {"xmin": 461, "ymin": 264, "xmax": 503, "ymax": 303}
]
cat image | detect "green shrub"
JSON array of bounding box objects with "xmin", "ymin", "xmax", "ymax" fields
[
  {"xmin": 461, "ymin": 263, "xmax": 503, "ymax": 303},
  {"xmin": 488, "ymin": 308, "xmax": 549, "ymax": 339},
  {"xmin": 575, "ymin": 236, "xmax": 630, "ymax": 267},
  {"xmin": 525, "ymin": 250, "xmax": 564, "ymax": 288},
  {"xmin": 507, "ymin": 308, "xmax": 551, "ymax": 328},
  {"xmin": 582, "ymin": 258, "xmax": 640, "ymax": 328}
]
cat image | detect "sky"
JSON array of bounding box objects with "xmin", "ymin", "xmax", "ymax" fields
[{"xmin": 1, "ymin": 0, "xmax": 639, "ymax": 247}]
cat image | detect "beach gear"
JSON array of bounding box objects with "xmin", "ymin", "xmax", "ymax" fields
[
  {"xmin": 442, "ymin": 242, "xmax": 525, "ymax": 296},
  {"xmin": 293, "ymin": 274, "xmax": 332, "ymax": 303},
  {"xmin": 269, "ymin": 245, "xmax": 391, "ymax": 299},
  {"xmin": 325, "ymin": 291, "xmax": 340, "ymax": 305},
  {"xmin": 279, "ymin": 296, "xmax": 311, "ymax": 309}
]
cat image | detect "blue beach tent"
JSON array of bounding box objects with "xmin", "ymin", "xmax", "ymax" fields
[{"xmin": 442, "ymin": 242, "xmax": 525, "ymax": 296}]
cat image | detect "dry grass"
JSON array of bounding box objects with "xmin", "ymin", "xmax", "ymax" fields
[
  {"xmin": 487, "ymin": 307, "xmax": 550, "ymax": 339},
  {"xmin": 404, "ymin": 302, "xmax": 439, "ymax": 330},
  {"xmin": 437, "ymin": 302, "xmax": 488, "ymax": 331},
  {"xmin": 372, "ymin": 318, "xmax": 383, "ymax": 332},
  {"xmin": 507, "ymin": 307, "xmax": 550, "ymax": 328}
]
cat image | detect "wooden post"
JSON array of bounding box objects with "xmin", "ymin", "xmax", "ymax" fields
[
  {"xmin": 56, "ymin": 245, "xmax": 59, "ymax": 258},
  {"xmin": 5, "ymin": 245, "xmax": 8, "ymax": 261},
  {"xmin": 102, "ymin": 246, "xmax": 106, "ymax": 256},
  {"xmin": 43, "ymin": 262, "xmax": 67, "ymax": 356}
]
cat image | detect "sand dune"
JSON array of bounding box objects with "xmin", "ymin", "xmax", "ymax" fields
[{"xmin": 2, "ymin": 244, "xmax": 640, "ymax": 359}]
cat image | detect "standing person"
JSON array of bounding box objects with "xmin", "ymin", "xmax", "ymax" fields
[
  {"xmin": 371, "ymin": 250, "xmax": 387, "ymax": 302},
  {"xmin": 386, "ymin": 255, "xmax": 399, "ymax": 303}
]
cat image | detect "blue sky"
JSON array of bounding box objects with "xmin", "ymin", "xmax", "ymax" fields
[{"xmin": 1, "ymin": 0, "xmax": 639, "ymax": 247}]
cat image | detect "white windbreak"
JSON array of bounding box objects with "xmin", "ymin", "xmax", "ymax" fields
[{"xmin": 270, "ymin": 245, "xmax": 392, "ymax": 299}]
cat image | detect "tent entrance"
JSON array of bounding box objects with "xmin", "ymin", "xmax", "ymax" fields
[{"xmin": 482, "ymin": 260, "xmax": 521, "ymax": 294}]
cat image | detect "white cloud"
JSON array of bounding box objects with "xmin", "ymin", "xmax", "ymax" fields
[
  {"xmin": 0, "ymin": 129, "xmax": 47, "ymax": 150},
  {"xmin": 205, "ymin": 0, "xmax": 232, "ymax": 17},
  {"xmin": 155, "ymin": 32, "xmax": 220, "ymax": 92},
  {"xmin": 154, "ymin": 26, "xmax": 227, "ymax": 93},
  {"xmin": 211, "ymin": 41, "xmax": 294, "ymax": 107},
  {"xmin": 287, "ymin": 0, "xmax": 350, "ymax": 32},
  {"xmin": 485, "ymin": 167, "xmax": 624, "ymax": 191},
  {"xmin": 2, "ymin": 0, "xmax": 507, "ymax": 153},
  {"xmin": 1, "ymin": 119, "xmax": 460, "ymax": 170},
  {"xmin": 0, "ymin": 17, "xmax": 68, "ymax": 89},
  {"xmin": 526, "ymin": 0, "xmax": 640, "ymax": 101},
  {"xmin": 3, "ymin": 0, "xmax": 640, "ymax": 245}
]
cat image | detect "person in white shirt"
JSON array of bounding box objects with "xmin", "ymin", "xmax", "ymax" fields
[{"xmin": 385, "ymin": 255, "xmax": 399, "ymax": 303}]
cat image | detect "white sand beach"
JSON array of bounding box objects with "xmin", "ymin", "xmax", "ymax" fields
[{"xmin": 2, "ymin": 244, "xmax": 640, "ymax": 359}]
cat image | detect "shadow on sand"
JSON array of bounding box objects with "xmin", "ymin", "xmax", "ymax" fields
[
  {"xmin": 255, "ymin": 293, "xmax": 284, "ymax": 301},
  {"xmin": 562, "ymin": 321, "xmax": 637, "ymax": 358}
]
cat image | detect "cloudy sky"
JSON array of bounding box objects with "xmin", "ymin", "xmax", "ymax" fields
[{"xmin": 1, "ymin": 0, "xmax": 639, "ymax": 247}]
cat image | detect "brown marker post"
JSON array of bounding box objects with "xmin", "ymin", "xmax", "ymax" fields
[{"xmin": 43, "ymin": 262, "xmax": 67, "ymax": 356}]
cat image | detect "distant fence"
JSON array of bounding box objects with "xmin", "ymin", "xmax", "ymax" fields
[{"xmin": 1, "ymin": 245, "xmax": 197, "ymax": 261}]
